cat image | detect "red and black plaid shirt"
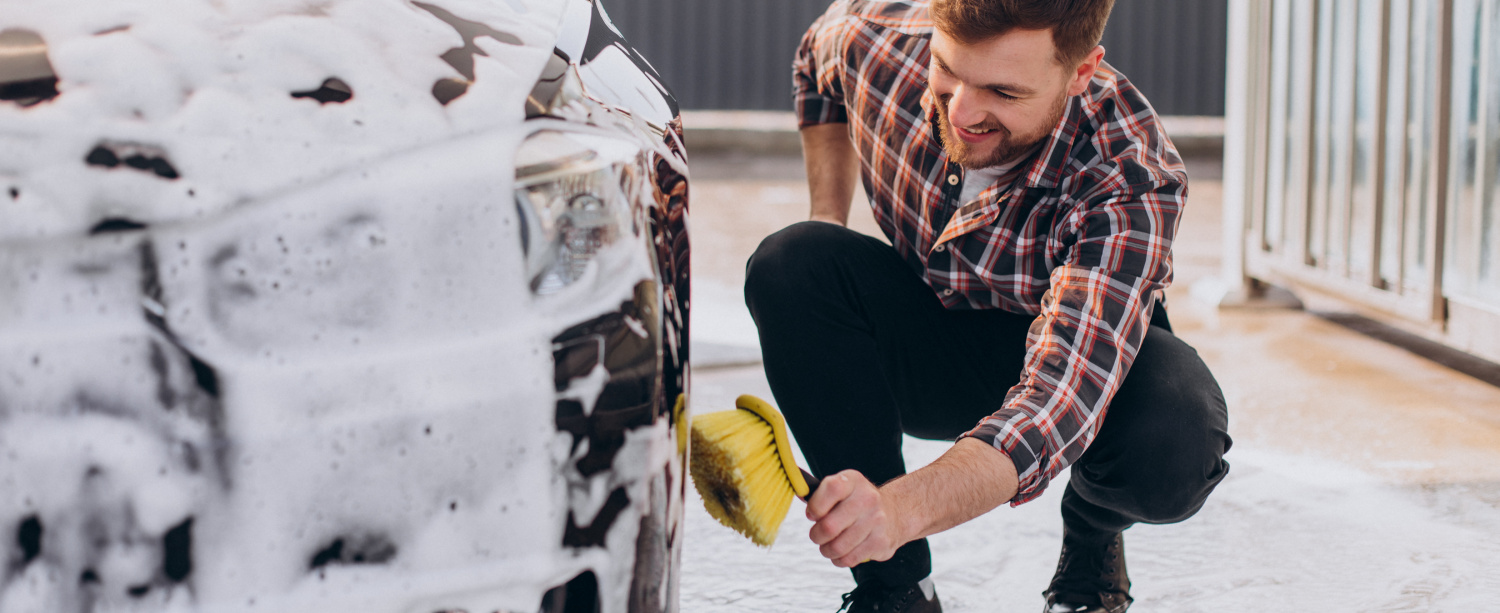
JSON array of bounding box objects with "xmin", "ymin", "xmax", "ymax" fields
[{"xmin": 794, "ymin": 0, "xmax": 1187, "ymax": 505}]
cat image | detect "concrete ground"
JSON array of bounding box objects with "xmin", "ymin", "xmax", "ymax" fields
[{"xmin": 680, "ymin": 150, "xmax": 1500, "ymax": 612}]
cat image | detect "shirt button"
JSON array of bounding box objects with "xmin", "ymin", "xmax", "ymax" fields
[
  {"xmin": 942, "ymin": 289, "xmax": 955, "ymax": 296},
  {"xmin": 934, "ymin": 244, "xmax": 946, "ymax": 253},
  {"xmin": 947, "ymin": 174, "xmax": 959, "ymax": 186}
]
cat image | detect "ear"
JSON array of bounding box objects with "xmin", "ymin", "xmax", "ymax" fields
[{"xmin": 1065, "ymin": 45, "xmax": 1105, "ymax": 97}]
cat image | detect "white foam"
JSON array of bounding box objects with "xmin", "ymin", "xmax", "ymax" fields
[{"xmin": 1, "ymin": 0, "xmax": 683, "ymax": 611}]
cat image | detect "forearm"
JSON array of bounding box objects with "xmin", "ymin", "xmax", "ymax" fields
[
  {"xmin": 884, "ymin": 437, "xmax": 1018, "ymax": 542},
  {"xmin": 800, "ymin": 122, "xmax": 858, "ymax": 225}
]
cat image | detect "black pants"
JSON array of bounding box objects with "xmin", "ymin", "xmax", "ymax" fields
[{"xmin": 744, "ymin": 222, "xmax": 1232, "ymax": 587}]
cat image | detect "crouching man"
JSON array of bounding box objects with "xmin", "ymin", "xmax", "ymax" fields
[{"xmin": 743, "ymin": 1, "xmax": 1232, "ymax": 611}]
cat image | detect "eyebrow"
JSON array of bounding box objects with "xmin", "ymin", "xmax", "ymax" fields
[{"xmin": 931, "ymin": 49, "xmax": 1039, "ymax": 97}]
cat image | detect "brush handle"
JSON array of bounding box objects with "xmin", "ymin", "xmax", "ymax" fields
[{"xmin": 798, "ymin": 468, "xmax": 821, "ymax": 501}]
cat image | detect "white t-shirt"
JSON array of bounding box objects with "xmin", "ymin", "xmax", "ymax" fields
[{"xmin": 958, "ymin": 157, "xmax": 1026, "ymax": 204}]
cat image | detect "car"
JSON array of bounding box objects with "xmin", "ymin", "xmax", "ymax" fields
[{"xmin": 0, "ymin": 0, "xmax": 690, "ymax": 611}]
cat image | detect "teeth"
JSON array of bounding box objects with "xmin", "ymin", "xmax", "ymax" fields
[{"xmin": 964, "ymin": 127, "xmax": 993, "ymax": 134}]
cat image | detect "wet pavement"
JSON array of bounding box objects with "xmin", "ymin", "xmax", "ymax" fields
[{"xmin": 682, "ymin": 151, "xmax": 1500, "ymax": 611}]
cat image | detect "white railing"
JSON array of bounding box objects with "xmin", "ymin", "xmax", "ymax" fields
[{"xmin": 1225, "ymin": 0, "xmax": 1500, "ymax": 363}]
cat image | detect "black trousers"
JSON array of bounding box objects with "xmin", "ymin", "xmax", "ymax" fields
[{"xmin": 744, "ymin": 222, "xmax": 1232, "ymax": 587}]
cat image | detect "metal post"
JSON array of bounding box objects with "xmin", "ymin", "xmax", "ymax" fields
[
  {"xmin": 1216, "ymin": 0, "xmax": 1304, "ymax": 308},
  {"xmin": 1428, "ymin": 0, "xmax": 1454, "ymax": 323},
  {"xmin": 1219, "ymin": 0, "xmax": 1256, "ymax": 298}
]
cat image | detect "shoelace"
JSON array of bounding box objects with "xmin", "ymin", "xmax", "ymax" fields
[
  {"xmin": 838, "ymin": 581, "xmax": 918, "ymax": 613},
  {"xmin": 837, "ymin": 584, "xmax": 868, "ymax": 613},
  {"xmin": 1050, "ymin": 537, "xmax": 1125, "ymax": 602},
  {"xmin": 838, "ymin": 580, "xmax": 891, "ymax": 613}
]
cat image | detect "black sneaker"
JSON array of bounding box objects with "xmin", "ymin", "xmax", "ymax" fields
[
  {"xmin": 838, "ymin": 577, "xmax": 942, "ymax": 613},
  {"xmin": 1041, "ymin": 530, "xmax": 1131, "ymax": 613}
]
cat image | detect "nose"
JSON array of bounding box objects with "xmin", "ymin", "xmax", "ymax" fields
[{"xmin": 946, "ymin": 83, "xmax": 987, "ymax": 129}]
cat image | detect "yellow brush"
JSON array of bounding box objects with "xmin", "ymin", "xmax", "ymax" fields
[{"xmin": 689, "ymin": 394, "xmax": 821, "ymax": 547}]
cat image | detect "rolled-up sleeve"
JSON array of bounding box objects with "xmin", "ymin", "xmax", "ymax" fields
[
  {"xmin": 792, "ymin": 0, "xmax": 853, "ymax": 127},
  {"xmin": 961, "ymin": 178, "xmax": 1184, "ymax": 505}
]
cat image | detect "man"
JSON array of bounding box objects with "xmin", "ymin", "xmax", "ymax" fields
[{"xmin": 743, "ymin": 0, "xmax": 1232, "ymax": 611}]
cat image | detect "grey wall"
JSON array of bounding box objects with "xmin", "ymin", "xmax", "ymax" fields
[
  {"xmin": 1098, "ymin": 1, "xmax": 1227, "ymax": 117},
  {"xmin": 604, "ymin": 0, "xmax": 1227, "ymax": 116},
  {"xmin": 603, "ymin": 0, "xmax": 830, "ymax": 111}
]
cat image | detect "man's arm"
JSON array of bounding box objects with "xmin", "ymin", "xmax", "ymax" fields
[
  {"xmin": 965, "ymin": 180, "xmax": 1184, "ymax": 506},
  {"xmin": 806, "ymin": 437, "xmax": 1018, "ymax": 568},
  {"xmin": 801, "ymin": 123, "xmax": 859, "ymax": 226}
]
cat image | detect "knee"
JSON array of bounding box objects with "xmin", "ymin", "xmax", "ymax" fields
[
  {"xmin": 1131, "ymin": 461, "xmax": 1229, "ymax": 524},
  {"xmin": 1121, "ymin": 431, "xmax": 1231, "ymax": 524},
  {"xmin": 1078, "ymin": 403, "xmax": 1232, "ymax": 525},
  {"xmin": 744, "ymin": 221, "xmax": 856, "ymax": 308}
]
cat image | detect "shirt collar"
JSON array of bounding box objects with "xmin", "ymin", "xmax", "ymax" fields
[{"xmin": 1024, "ymin": 95, "xmax": 1083, "ymax": 190}]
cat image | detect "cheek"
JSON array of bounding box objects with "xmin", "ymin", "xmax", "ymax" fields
[
  {"xmin": 984, "ymin": 106, "xmax": 1021, "ymax": 132},
  {"xmin": 1000, "ymin": 104, "xmax": 1049, "ymax": 135}
]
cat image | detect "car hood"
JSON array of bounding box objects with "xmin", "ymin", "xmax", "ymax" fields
[
  {"xmin": 0, "ymin": 0, "xmax": 576, "ymax": 241},
  {"xmin": 0, "ymin": 3, "xmax": 683, "ymax": 611}
]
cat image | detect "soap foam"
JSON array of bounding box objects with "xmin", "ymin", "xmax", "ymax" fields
[{"xmin": 1, "ymin": 0, "xmax": 681, "ymax": 611}]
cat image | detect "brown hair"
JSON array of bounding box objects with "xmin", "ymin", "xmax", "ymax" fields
[{"xmin": 930, "ymin": 0, "xmax": 1115, "ymax": 67}]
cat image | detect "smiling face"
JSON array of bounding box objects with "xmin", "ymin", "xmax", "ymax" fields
[{"xmin": 928, "ymin": 27, "xmax": 1103, "ymax": 169}]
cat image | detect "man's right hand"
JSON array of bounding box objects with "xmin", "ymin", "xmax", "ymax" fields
[
  {"xmin": 807, "ymin": 439, "xmax": 1020, "ymax": 570},
  {"xmin": 806, "ymin": 470, "xmax": 908, "ymax": 568},
  {"xmin": 800, "ymin": 123, "xmax": 859, "ymax": 226}
]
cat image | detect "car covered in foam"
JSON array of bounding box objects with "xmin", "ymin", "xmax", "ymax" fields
[{"xmin": 0, "ymin": 0, "xmax": 689, "ymax": 611}]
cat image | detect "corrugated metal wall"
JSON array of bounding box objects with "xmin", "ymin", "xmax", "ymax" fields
[
  {"xmin": 1100, "ymin": 1, "xmax": 1228, "ymax": 116},
  {"xmin": 603, "ymin": 0, "xmax": 1228, "ymax": 116},
  {"xmin": 603, "ymin": 0, "xmax": 830, "ymax": 111}
]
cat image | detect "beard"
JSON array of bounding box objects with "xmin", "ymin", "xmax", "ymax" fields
[{"xmin": 933, "ymin": 89, "xmax": 1068, "ymax": 170}]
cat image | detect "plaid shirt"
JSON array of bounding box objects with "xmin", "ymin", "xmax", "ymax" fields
[{"xmin": 793, "ymin": 0, "xmax": 1187, "ymax": 505}]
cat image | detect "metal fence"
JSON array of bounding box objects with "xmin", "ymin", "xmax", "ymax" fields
[
  {"xmin": 604, "ymin": 0, "xmax": 1228, "ymax": 116},
  {"xmin": 1224, "ymin": 0, "xmax": 1500, "ymax": 364}
]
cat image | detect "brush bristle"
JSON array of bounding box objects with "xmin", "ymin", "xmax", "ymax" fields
[{"xmin": 689, "ymin": 409, "xmax": 798, "ymax": 547}]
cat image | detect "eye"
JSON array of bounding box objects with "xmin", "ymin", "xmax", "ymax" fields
[{"xmin": 991, "ymin": 89, "xmax": 1019, "ymax": 101}]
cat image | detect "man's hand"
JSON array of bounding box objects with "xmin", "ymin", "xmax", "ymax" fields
[
  {"xmin": 806, "ymin": 471, "xmax": 906, "ymax": 568},
  {"xmin": 805, "ymin": 438, "xmax": 1021, "ymax": 567}
]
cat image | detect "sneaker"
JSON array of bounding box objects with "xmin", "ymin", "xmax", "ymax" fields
[
  {"xmin": 838, "ymin": 576, "xmax": 942, "ymax": 613},
  {"xmin": 1041, "ymin": 530, "xmax": 1131, "ymax": 613}
]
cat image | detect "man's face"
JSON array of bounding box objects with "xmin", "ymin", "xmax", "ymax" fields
[{"xmin": 928, "ymin": 28, "xmax": 1100, "ymax": 169}]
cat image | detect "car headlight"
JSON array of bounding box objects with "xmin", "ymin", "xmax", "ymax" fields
[{"xmin": 513, "ymin": 130, "xmax": 640, "ymax": 295}]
